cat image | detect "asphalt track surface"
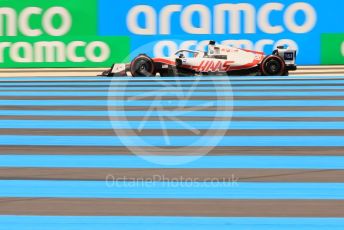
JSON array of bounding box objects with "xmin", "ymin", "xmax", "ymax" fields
[{"xmin": 0, "ymin": 75, "xmax": 344, "ymax": 229}]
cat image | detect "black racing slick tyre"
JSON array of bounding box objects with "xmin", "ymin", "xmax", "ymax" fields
[
  {"xmin": 260, "ymin": 55, "xmax": 286, "ymax": 76},
  {"xmin": 130, "ymin": 55, "xmax": 156, "ymax": 77}
]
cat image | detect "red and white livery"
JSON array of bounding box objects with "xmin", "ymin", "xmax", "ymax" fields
[{"xmin": 100, "ymin": 40, "xmax": 297, "ymax": 77}]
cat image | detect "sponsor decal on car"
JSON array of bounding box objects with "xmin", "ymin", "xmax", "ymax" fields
[{"xmin": 194, "ymin": 60, "xmax": 233, "ymax": 72}]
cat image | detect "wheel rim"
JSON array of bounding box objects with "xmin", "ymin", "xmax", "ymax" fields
[{"xmin": 140, "ymin": 63, "xmax": 147, "ymax": 71}]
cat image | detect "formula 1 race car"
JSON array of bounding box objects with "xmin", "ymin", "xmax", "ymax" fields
[{"xmin": 100, "ymin": 40, "xmax": 297, "ymax": 77}]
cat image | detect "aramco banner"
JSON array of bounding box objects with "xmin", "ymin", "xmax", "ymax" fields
[
  {"xmin": 99, "ymin": 0, "xmax": 344, "ymax": 65},
  {"xmin": 1, "ymin": 0, "xmax": 344, "ymax": 67},
  {"xmin": 0, "ymin": 0, "xmax": 129, "ymax": 67}
]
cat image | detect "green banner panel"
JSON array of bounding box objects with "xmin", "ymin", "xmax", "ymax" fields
[
  {"xmin": 0, "ymin": 36, "xmax": 130, "ymax": 67},
  {"xmin": 321, "ymin": 34, "xmax": 344, "ymax": 64},
  {"xmin": 0, "ymin": 0, "xmax": 97, "ymax": 37}
]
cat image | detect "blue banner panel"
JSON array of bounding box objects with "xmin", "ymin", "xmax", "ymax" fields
[{"xmin": 98, "ymin": 0, "xmax": 344, "ymax": 64}]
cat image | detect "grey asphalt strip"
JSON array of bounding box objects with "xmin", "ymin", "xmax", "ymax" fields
[
  {"xmin": 2, "ymin": 106, "xmax": 344, "ymax": 111},
  {"xmin": 2, "ymin": 78, "xmax": 344, "ymax": 83},
  {"xmin": 4, "ymin": 96, "xmax": 344, "ymax": 100},
  {"xmin": 0, "ymin": 146, "xmax": 343, "ymax": 155},
  {"xmin": 0, "ymin": 168, "xmax": 343, "ymax": 182},
  {"xmin": 0, "ymin": 198, "xmax": 343, "ymax": 217},
  {"xmin": 5, "ymin": 83, "xmax": 344, "ymax": 87},
  {"xmin": 1, "ymin": 129, "xmax": 344, "ymax": 136},
  {"xmin": 0, "ymin": 96, "xmax": 233, "ymax": 100},
  {"xmin": 1, "ymin": 115, "xmax": 343, "ymax": 122},
  {"xmin": 0, "ymin": 116, "xmax": 232, "ymax": 121}
]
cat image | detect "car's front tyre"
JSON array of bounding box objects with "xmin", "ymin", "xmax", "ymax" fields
[
  {"xmin": 260, "ymin": 55, "xmax": 286, "ymax": 76},
  {"xmin": 130, "ymin": 54, "xmax": 156, "ymax": 77}
]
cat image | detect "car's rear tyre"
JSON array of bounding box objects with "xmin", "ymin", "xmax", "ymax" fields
[
  {"xmin": 260, "ymin": 55, "xmax": 286, "ymax": 76},
  {"xmin": 130, "ymin": 55, "xmax": 156, "ymax": 77}
]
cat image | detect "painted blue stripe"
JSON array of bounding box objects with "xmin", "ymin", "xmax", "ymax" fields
[
  {"xmin": 0, "ymin": 180, "xmax": 343, "ymax": 200},
  {"xmin": 0, "ymin": 110, "xmax": 111, "ymax": 116},
  {"xmin": 3, "ymin": 110, "xmax": 344, "ymax": 117},
  {"xmin": 1, "ymin": 135, "xmax": 344, "ymax": 147},
  {"xmin": 1, "ymin": 120, "xmax": 344, "ymax": 129},
  {"xmin": 1, "ymin": 91, "xmax": 228, "ymax": 96},
  {"xmin": 0, "ymin": 87, "xmax": 114, "ymax": 91},
  {"xmin": 4, "ymin": 91, "xmax": 344, "ymax": 97},
  {"xmin": 233, "ymin": 111, "xmax": 344, "ymax": 117},
  {"xmin": 2, "ymin": 99, "xmax": 344, "ymax": 106},
  {"xmin": 0, "ymin": 155, "xmax": 343, "ymax": 169},
  {"xmin": 112, "ymin": 100, "xmax": 344, "ymax": 107},
  {"xmin": 0, "ymin": 120, "xmax": 226, "ymax": 129},
  {"xmin": 0, "ymin": 99, "xmax": 220, "ymax": 106},
  {"xmin": 0, "ymin": 216, "xmax": 343, "ymax": 230}
]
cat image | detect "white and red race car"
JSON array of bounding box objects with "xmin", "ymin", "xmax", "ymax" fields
[{"xmin": 100, "ymin": 40, "xmax": 297, "ymax": 77}]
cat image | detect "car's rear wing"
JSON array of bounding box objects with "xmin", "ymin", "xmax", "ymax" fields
[{"xmin": 273, "ymin": 46, "xmax": 297, "ymax": 70}]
